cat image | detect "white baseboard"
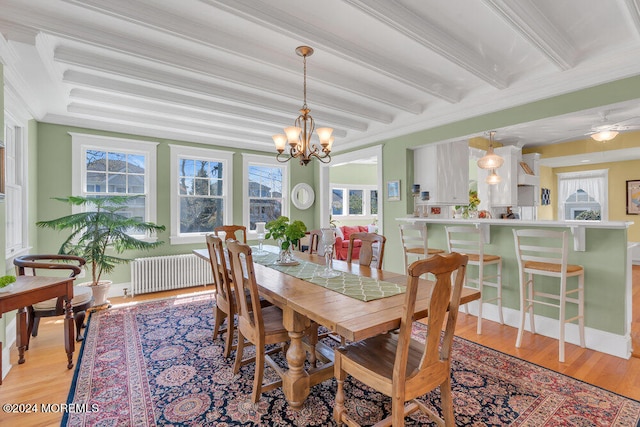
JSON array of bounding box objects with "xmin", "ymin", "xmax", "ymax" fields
[
  {"xmin": 2, "ymin": 316, "xmax": 16, "ymax": 381},
  {"xmin": 461, "ymin": 300, "xmax": 631, "ymax": 359}
]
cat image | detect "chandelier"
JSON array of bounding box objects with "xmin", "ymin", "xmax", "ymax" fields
[
  {"xmin": 273, "ymin": 46, "xmax": 334, "ymax": 166},
  {"xmin": 477, "ymin": 131, "xmax": 503, "ymax": 170},
  {"xmin": 590, "ymin": 130, "xmax": 618, "ymax": 142}
]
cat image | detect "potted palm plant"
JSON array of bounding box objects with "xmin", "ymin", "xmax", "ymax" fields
[{"xmin": 36, "ymin": 195, "xmax": 165, "ymax": 305}]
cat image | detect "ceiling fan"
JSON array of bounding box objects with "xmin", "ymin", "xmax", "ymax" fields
[{"xmin": 586, "ymin": 111, "xmax": 640, "ymax": 141}]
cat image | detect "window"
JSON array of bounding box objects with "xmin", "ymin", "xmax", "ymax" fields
[
  {"xmin": 243, "ymin": 154, "xmax": 288, "ymax": 235},
  {"xmin": 71, "ymin": 133, "xmax": 158, "ymax": 238},
  {"xmin": 331, "ymin": 184, "xmax": 378, "ymax": 218},
  {"xmin": 5, "ymin": 115, "xmax": 28, "ymax": 258},
  {"xmin": 170, "ymin": 145, "xmax": 233, "ymax": 244},
  {"xmin": 557, "ymin": 169, "xmax": 608, "ymax": 221}
]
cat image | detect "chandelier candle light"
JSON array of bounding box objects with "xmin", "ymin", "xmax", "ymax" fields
[{"xmin": 273, "ymin": 46, "xmax": 334, "ymax": 165}]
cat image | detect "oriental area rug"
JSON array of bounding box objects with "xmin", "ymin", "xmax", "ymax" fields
[{"xmin": 63, "ymin": 293, "xmax": 640, "ymax": 426}]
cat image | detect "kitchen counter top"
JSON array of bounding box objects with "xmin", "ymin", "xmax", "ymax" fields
[
  {"xmin": 397, "ymin": 216, "xmax": 632, "ymax": 229},
  {"xmin": 397, "ymin": 217, "xmax": 633, "ymax": 251}
]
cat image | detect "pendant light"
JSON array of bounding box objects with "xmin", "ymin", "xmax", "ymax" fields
[
  {"xmin": 477, "ymin": 131, "xmax": 503, "ymax": 170},
  {"xmin": 486, "ymin": 169, "xmax": 501, "ymax": 185}
]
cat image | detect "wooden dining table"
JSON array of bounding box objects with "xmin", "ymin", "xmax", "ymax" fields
[{"xmin": 193, "ymin": 247, "xmax": 480, "ymax": 410}]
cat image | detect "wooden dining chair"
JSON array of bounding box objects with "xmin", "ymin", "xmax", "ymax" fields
[
  {"xmin": 226, "ymin": 240, "xmax": 292, "ymax": 403},
  {"xmin": 306, "ymin": 229, "xmax": 322, "ymax": 254},
  {"xmin": 334, "ymin": 252, "xmax": 468, "ymax": 427},
  {"xmin": 346, "ymin": 232, "xmax": 386, "ymax": 268},
  {"xmin": 13, "ymin": 254, "xmax": 94, "ymax": 343},
  {"xmin": 214, "ymin": 225, "xmax": 247, "ymax": 243},
  {"xmin": 206, "ymin": 234, "xmax": 237, "ymax": 358}
]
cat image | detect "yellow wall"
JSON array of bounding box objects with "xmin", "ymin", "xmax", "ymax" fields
[{"xmin": 525, "ymin": 131, "xmax": 640, "ymax": 240}]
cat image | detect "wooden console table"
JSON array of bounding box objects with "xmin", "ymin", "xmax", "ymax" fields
[{"xmin": 0, "ymin": 275, "xmax": 75, "ymax": 384}]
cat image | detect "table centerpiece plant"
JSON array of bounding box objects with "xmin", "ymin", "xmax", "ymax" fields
[
  {"xmin": 265, "ymin": 216, "xmax": 307, "ymax": 264},
  {"xmin": 36, "ymin": 195, "xmax": 166, "ymax": 305}
]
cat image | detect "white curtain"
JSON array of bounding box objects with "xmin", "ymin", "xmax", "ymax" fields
[{"xmin": 557, "ymin": 169, "xmax": 608, "ymax": 220}]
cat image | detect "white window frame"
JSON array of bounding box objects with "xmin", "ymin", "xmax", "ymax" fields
[
  {"xmin": 242, "ymin": 153, "xmax": 289, "ymax": 239},
  {"xmin": 4, "ymin": 111, "xmax": 29, "ymax": 261},
  {"xmin": 169, "ymin": 145, "xmax": 233, "ymax": 245},
  {"xmin": 71, "ymin": 133, "xmax": 159, "ymax": 240},
  {"xmin": 331, "ymin": 184, "xmax": 378, "ymax": 220},
  {"xmin": 557, "ymin": 169, "xmax": 608, "ymax": 221}
]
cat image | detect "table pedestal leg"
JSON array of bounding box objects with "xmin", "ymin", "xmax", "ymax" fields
[
  {"xmin": 281, "ymin": 308, "xmax": 310, "ymax": 410},
  {"xmin": 16, "ymin": 307, "xmax": 28, "ymax": 364},
  {"xmin": 64, "ymin": 298, "xmax": 75, "ymax": 369}
]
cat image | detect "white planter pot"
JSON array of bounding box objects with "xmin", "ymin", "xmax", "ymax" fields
[{"xmin": 79, "ymin": 280, "xmax": 112, "ymax": 306}]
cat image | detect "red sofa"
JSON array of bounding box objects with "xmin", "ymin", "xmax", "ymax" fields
[{"xmin": 334, "ymin": 225, "xmax": 372, "ymax": 260}]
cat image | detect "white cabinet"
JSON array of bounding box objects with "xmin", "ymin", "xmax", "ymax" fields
[{"xmin": 413, "ymin": 140, "xmax": 468, "ymax": 205}]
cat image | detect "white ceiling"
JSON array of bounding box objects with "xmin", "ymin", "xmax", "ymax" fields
[{"xmin": 2, "ymin": 0, "xmax": 640, "ymax": 155}]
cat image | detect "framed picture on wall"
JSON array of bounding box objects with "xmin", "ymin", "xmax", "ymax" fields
[
  {"xmin": 626, "ymin": 180, "xmax": 640, "ymax": 214},
  {"xmin": 387, "ymin": 180, "xmax": 400, "ymax": 201}
]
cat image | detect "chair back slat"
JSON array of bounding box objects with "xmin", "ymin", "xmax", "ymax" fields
[
  {"xmin": 446, "ymin": 226, "xmax": 484, "ymax": 258},
  {"xmin": 347, "ymin": 232, "xmax": 386, "ymax": 267},
  {"xmin": 14, "ymin": 254, "xmax": 86, "ymax": 278},
  {"xmin": 215, "ymin": 225, "xmax": 248, "ymax": 243},
  {"xmin": 394, "ymin": 253, "xmax": 468, "ymax": 384},
  {"xmin": 513, "ymin": 229, "xmax": 569, "ymax": 268},
  {"xmin": 206, "ymin": 235, "xmax": 235, "ymax": 308},
  {"xmin": 226, "ymin": 240, "xmax": 263, "ymax": 337},
  {"xmin": 399, "ymin": 223, "xmax": 428, "ymax": 252}
]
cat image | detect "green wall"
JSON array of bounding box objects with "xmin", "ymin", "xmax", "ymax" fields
[
  {"xmin": 35, "ymin": 123, "xmax": 315, "ymax": 285},
  {"xmin": 330, "ymin": 163, "xmax": 377, "ymax": 185}
]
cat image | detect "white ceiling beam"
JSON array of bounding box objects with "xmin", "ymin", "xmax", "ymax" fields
[
  {"xmin": 624, "ymin": 0, "xmax": 640, "ymax": 39},
  {"xmin": 203, "ymin": 0, "xmax": 462, "ymax": 103},
  {"xmin": 56, "ymin": 0, "xmax": 422, "ymax": 114},
  {"xmin": 344, "ymin": 0, "xmax": 508, "ymax": 89},
  {"xmin": 62, "ymin": 71, "xmax": 366, "ymax": 132},
  {"xmin": 44, "ymin": 113, "xmax": 273, "ymax": 152},
  {"xmin": 483, "ymin": 0, "xmax": 576, "ymax": 70},
  {"xmin": 67, "ymin": 103, "xmax": 273, "ymax": 143},
  {"xmin": 54, "ymin": 47, "xmax": 393, "ymax": 124},
  {"xmin": 68, "ymin": 90, "xmax": 348, "ymax": 138}
]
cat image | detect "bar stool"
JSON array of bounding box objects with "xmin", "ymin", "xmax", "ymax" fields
[
  {"xmin": 399, "ymin": 223, "xmax": 444, "ymax": 272},
  {"xmin": 445, "ymin": 225, "xmax": 503, "ymax": 334},
  {"xmin": 512, "ymin": 229, "xmax": 585, "ymax": 362}
]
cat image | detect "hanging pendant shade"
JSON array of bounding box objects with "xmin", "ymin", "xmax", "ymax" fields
[
  {"xmin": 486, "ymin": 169, "xmax": 501, "ymax": 185},
  {"xmin": 477, "ymin": 131, "xmax": 504, "ymax": 170}
]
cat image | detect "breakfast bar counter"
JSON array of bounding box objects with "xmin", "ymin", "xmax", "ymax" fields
[{"xmin": 397, "ymin": 216, "xmax": 634, "ymax": 359}]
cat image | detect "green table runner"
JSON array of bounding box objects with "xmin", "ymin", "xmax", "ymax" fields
[{"xmin": 253, "ymin": 251, "xmax": 405, "ymax": 302}]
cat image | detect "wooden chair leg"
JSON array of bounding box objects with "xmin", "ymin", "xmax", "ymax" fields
[
  {"xmin": 233, "ymin": 332, "xmax": 245, "ymax": 374},
  {"xmin": 223, "ymin": 317, "xmax": 234, "ymax": 358},
  {"xmin": 252, "ymin": 347, "xmax": 265, "ymax": 403},
  {"xmin": 30, "ymin": 316, "xmax": 41, "ymax": 338},
  {"xmin": 441, "ymin": 376, "xmax": 455, "ymax": 426},
  {"xmin": 212, "ymin": 306, "xmax": 225, "ymax": 340},
  {"xmin": 74, "ymin": 311, "xmax": 86, "ymax": 341}
]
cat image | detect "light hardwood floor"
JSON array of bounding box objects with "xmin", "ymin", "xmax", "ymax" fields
[{"xmin": 2, "ymin": 274, "xmax": 640, "ymax": 426}]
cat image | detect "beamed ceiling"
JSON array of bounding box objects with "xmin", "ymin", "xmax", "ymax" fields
[{"xmin": 2, "ymin": 0, "xmax": 640, "ymax": 153}]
